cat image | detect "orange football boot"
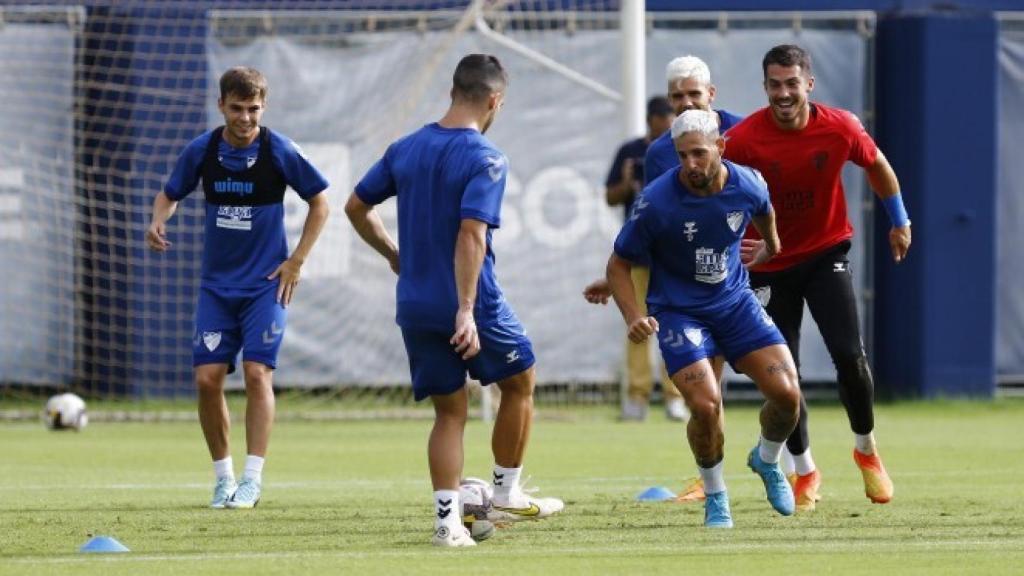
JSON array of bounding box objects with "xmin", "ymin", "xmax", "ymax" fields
[{"xmin": 853, "ymin": 449, "xmax": 893, "ymax": 504}]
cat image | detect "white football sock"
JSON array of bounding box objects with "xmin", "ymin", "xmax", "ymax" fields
[
  {"xmin": 855, "ymin": 432, "xmax": 876, "ymax": 455},
  {"xmin": 492, "ymin": 464, "xmax": 522, "ymax": 504},
  {"xmin": 758, "ymin": 436, "xmax": 784, "ymax": 465},
  {"xmin": 243, "ymin": 455, "xmax": 264, "ymax": 482},
  {"xmin": 780, "ymin": 447, "xmax": 796, "ymax": 475},
  {"xmin": 433, "ymin": 489, "xmax": 461, "ymax": 531},
  {"xmin": 213, "ymin": 456, "xmax": 234, "ymax": 480},
  {"xmin": 698, "ymin": 461, "xmax": 726, "ymax": 495},
  {"xmin": 792, "ymin": 448, "xmax": 816, "ymax": 475}
]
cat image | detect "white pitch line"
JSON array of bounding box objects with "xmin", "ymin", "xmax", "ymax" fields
[
  {"xmin": 8, "ymin": 539, "xmax": 1023, "ymax": 565},
  {"xmin": 0, "ymin": 468, "xmax": 1019, "ymax": 492}
]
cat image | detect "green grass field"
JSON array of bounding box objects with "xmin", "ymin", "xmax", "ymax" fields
[{"xmin": 2, "ymin": 399, "xmax": 1023, "ymax": 575}]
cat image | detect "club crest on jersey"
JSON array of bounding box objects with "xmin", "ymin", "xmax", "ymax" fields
[
  {"xmin": 202, "ymin": 331, "xmax": 222, "ymax": 352},
  {"xmin": 684, "ymin": 221, "xmax": 698, "ymax": 241},
  {"xmin": 486, "ymin": 156, "xmax": 506, "ymax": 182},
  {"xmin": 246, "ymin": 156, "xmax": 257, "ymax": 169},
  {"xmin": 727, "ymin": 211, "xmax": 744, "ymax": 233},
  {"xmin": 684, "ymin": 328, "xmax": 704, "ymax": 347}
]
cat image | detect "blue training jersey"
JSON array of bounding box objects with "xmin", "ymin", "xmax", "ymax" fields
[
  {"xmin": 164, "ymin": 129, "xmax": 329, "ymax": 288},
  {"xmin": 614, "ymin": 159, "xmax": 771, "ymax": 314},
  {"xmin": 644, "ymin": 109, "xmax": 743, "ymax": 186},
  {"xmin": 355, "ymin": 123, "xmax": 511, "ymax": 331}
]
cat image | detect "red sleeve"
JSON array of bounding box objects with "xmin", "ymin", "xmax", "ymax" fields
[
  {"xmin": 840, "ymin": 109, "xmax": 878, "ymax": 168},
  {"xmin": 722, "ymin": 123, "xmax": 748, "ymax": 164}
]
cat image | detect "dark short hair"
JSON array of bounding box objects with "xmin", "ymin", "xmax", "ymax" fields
[
  {"xmin": 762, "ymin": 45, "xmax": 812, "ymax": 78},
  {"xmin": 219, "ymin": 67, "xmax": 268, "ymax": 101},
  {"xmin": 452, "ymin": 54, "xmax": 508, "ymax": 103},
  {"xmin": 646, "ymin": 96, "xmax": 673, "ymax": 119}
]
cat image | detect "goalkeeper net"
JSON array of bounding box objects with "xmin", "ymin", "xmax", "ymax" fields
[{"xmin": 0, "ymin": 1, "xmax": 873, "ymax": 414}]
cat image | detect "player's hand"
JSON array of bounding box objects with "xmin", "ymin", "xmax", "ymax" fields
[
  {"xmin": 146, "ymin": 222, "xmax": 171, "ymax": 252},
  {"xmin": 621, "ymin": 157, "xmax": 635, "ymax": 185},
  {"xmin": 741, "ymin": 238, "xmax": 771, "ymax": 268},
  {"xmin": 387, "ymin": 252, "xmax": 400, "ymax": 275},
  {"xmin": 268, "ymin": 258, "xmax": 303, "ymax": 307},
  {"xmin": 451, "ymin": 307, "xmax": 480, "ymax": 360},
  {"xmin": 627, "ymin": 316, "xmax": 659, "ymax": 343},
  {"xmin": 889, "ymin": 224, "xmax": 911, "ymax": 263},
  {"xmin": 582, "ymin": 278, "xmax": 611, "ymax": 305}
]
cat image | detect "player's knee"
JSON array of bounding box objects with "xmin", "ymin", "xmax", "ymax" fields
[
  {"xmin": 496, "ymin": 369, "xmax": 535, "ymax": 398},
  {"xmin": 195, "ymin": 371, "xmax": 223, "ymax": 395},
  {"xmin": 687, "ymin": 393, "xmax": 721, "ymax": 424},
  {"xmin": 242, "ymin": 362, "xmax": 273, "ymax": 390}
]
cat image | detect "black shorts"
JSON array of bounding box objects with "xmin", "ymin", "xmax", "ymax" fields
[{"xmin": 748, "ymin": 240, "xmax": 866, "ymax": 369}]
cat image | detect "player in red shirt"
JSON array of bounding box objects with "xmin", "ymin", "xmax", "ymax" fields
[{"xmin": 725, "ymin": 45, "xmax": 911, "ymax": 510}]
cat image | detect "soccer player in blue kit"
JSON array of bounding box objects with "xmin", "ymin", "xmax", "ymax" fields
[
  {"xmin": 605, "ymin": 110, "xmax": 801, "ymax": 527},
  {"xmin": 146, "ymin": 67, "xmax": 330, "ymax": 510},
  {"xmin": 345, "ymin": 54, "xmax": 563, "ymax": 548},
  {"xmin": 644, "ymin": 55, "xmax": 743, "ymax": 185}
]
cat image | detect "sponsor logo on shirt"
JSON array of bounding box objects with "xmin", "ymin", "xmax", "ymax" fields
[
  {"xmin": 833, "ymin": 262, "xmax": 848, "ymax": 273},
  {"xmin": 695, "ymin": 247, "xmax": 728, "ymax": 284},
  {"xmin": 216, "ymin": 205, "xmax": 253, "ymax": 231},
  {"xmin": 213, "ymin": 178, "xmax": 254, "ymax": 196}
]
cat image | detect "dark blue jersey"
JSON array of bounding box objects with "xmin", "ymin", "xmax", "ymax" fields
[
  {"xmin": 614, "ymin": 160, "xmax": 771, "ymax": 314},
  {"xmin": 164, "ymin": 128, "xmax": 328, "ymax": 287},
  {"xmin": 355, "ymin": 123, "xmax": 512, "ymax": 331},
  {"xmin": 644, "ymin": 109, "xmax": 743, "ymax": 185}
]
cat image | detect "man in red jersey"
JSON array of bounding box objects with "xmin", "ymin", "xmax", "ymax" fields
[{"xmin": 725, "ymin": 45, "xmax": 911, "ymax": 511}]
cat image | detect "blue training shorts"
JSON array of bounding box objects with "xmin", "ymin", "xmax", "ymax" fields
[
  {"xmin": 192, "ymin": 282, "xmax": 287, "ymax": 373},
  {"xmin": 655, "ymin": 289, "xmax": 785, "ymax": 377},
  {"xmin": 400, "ymin": 317, "xmax": 535, "ymax": 402}
]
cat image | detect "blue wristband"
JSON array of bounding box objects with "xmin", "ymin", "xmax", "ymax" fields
[{"xmin": 881, "ymin": 193, "xmax": 910, "ymax": 228}]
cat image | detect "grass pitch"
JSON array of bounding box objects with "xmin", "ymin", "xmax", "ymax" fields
[{"xmin": 2, "ymin": 399, "xmax": 1023, "ymax": 575}]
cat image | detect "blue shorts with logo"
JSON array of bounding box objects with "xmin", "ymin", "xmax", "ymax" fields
[
  {"xmin": 400, "ymin": 315, "xmax": 535, "ymax": 402},
  {"xmin": 193, "ymin": 282, "xmax": 287, "ymax": 373},
  {"xmin": 654, "ymin": 289, "xmax": 785, "ymax": 377}
]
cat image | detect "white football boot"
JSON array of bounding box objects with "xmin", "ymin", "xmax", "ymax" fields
[
  {"xmin": 488, "ymin": 477, "xmax": 564, "ymax": 523},
  {"xmin": 431, "ymin": 525, "xmax": 477, "ymax": 548},
  {"xmin": 210, "ymin": 476, "xmax": 237, "ymax": 509}
]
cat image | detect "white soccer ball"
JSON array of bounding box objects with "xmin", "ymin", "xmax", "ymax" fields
[
  {"xmin": 460, "ymin": 477, "xmax": 496, "ymax": 542},
  {"xmin": 43, "ymin": 393, "xmax": 88, "ymax": 431}
]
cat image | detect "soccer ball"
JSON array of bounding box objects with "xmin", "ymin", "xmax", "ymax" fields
[
  {"xmin": 460, "ymin": 477, "xmax": 496, "ymax": 542},
  {"xmin": 43, "ymin": 393, "xmax": 88, "ymax": 431}
]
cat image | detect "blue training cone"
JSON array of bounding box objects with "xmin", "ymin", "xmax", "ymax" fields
[
  {"xmin": 79, "ymin": 536, "xmax": 130, "ymax": 553},
  {"xmin": 636, "ymin": 486, "xmax": 677, "ymax": 502}
]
